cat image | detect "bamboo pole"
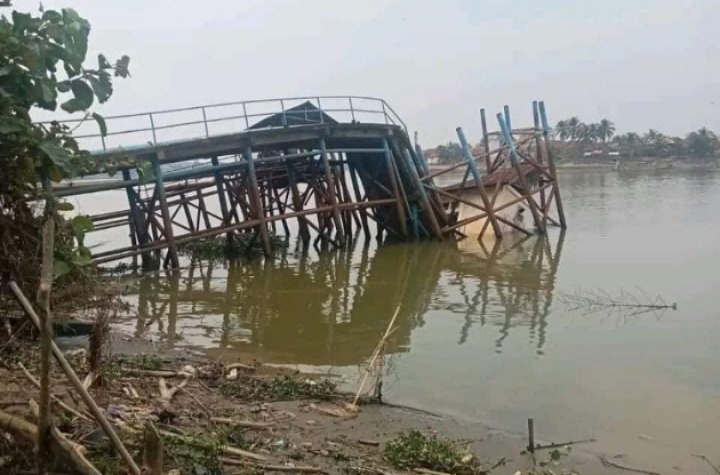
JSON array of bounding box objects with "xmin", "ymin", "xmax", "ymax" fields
[{"xmin": 8, "ymin": 282, "xmax": 142, "ymax": 475}]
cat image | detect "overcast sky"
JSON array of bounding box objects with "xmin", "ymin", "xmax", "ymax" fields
[{"xmin": 13, "ymin": 0, "xmax": 720, "ymax": 145}]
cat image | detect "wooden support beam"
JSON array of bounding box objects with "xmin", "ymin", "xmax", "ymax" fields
[
  {"xmin": 382, "ymin": 138, "xmax": 408, "ymax": 238},
  {"xmin": 210, "ymin": 156, "xmax": 233, "ymax": 243},
  {"xmin": 243, "ymin": 145, "xmax": 273, "ymax": 256},
  {"xmin": 539, "ymin": 101, "xmax": 567, "ymax": 228},
  {"xmin": 319, "ymin": 137, "xmax": 346, "ymax": 245},
  {"xmin": 152, "ymin": 152, "xmax": 179, "ymax": 268},
  {"xmin": 496, "ymin": 114, "xmax": 545, "ymax": 234},
  {"xmin": 287, "ymin": 166, "xmax": 311, "ymax": 243},
  {"xmin": 348, "ymin": 162, "xmax": 371, "ymax": 240},
  {"xmin": 400, "ymin": 148, "xmax": 442, "ymax": 238},
  {"xmin": 456, "ymin": 127, "xmax": 502, "ymax": 238}
]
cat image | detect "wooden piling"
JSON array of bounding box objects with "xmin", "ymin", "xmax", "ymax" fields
[
  {"xmin": 382, "ymin": 138, "xmax": 409, "ymax": 238},
  {"xmin": 152, "ymin": 153, "xmax": 179, "ymax": 268},
  {"xmin": 456, "ymin": 127, "xmax": 502, "ymax": 238},
  {"xmin": 243, "ymin": 145, "xmax": 273, "ymax": 256},
  {"xmin": 539, "ymin": 101, "xmax": 567, "ymax": 228},
  {"xmin": 319, "ymin": 137, "xmax": 346, "ymax": 246}
]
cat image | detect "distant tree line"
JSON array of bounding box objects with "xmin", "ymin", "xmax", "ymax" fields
[
  {"xmin": 423, "ymin": 119, "xmax": 719, "ymax": 165},
  {"xmin": 554, "ymin": 117, "xmax": 719, "ymax": 159}
]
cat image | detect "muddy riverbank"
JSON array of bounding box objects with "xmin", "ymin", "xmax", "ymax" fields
[{"xmin": 0, "ymin": 329, "xmax": 639, "ymax": 475}]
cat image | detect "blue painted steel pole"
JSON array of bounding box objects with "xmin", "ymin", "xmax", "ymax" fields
[
  {"xmin": 456, "ymin": 127, "xmax": 501, "ymax": 238},
  {"xmin": 538, "ymin": 101, "xmax": 567, "ymax": 228},
  {"xmin": 382, "ymin": 138, "xmax": 409, "ymax": 238},
  {"xmin": 402, "ymin": 148, "xmax": 442, "ymax": 238},
  {"xmin": 480, "ymin": 108, "xmax": 491, "ymax": 171},
  {"xmin": 503, "ymin": 105, "xmax": 512, "ymax": 133},
  {"xmin": 496, "ymin": 113, "xmax": 545, "ymax": 233}
]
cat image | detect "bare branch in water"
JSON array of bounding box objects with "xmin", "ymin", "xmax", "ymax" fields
[{"xmin": 559, "ymin": 287, "xmax": 677, "ymax": 319}]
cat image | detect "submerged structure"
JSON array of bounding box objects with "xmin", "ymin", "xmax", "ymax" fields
[{"xmin": 51, "ymin": 96, "xmax": 566, "ymax": 268}]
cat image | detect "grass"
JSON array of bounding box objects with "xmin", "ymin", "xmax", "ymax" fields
[
  {"xmin": 219, "ymin": 374, "xmax": 337, "ymax": 401},
  {"xmin": 384, "ymin": 430, "xmax": 485, "ymax": 475}
]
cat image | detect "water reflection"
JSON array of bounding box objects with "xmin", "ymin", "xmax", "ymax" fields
[{"xmin": 121, "ymin": 231, "xmax": 565, "ymax": 364}]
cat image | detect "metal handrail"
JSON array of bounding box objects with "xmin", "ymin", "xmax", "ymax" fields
[{"xmin": 40, "ymin": 96, "xmax": 407, "ymax": 152}]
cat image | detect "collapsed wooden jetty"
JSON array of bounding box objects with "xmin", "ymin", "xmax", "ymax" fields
[{"xmin": 52, "ymin": 97, "xmax": 566, "ymax": 268}]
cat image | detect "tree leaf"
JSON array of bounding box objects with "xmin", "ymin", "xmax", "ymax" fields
[
  {"xmin": 56, "ymin": 201, "xmax": 75, "ymax": 211},
  {"xmin": 92, "ymin": 112, "xmax": 107, "ymax": 137},
  {"xmin": 88, "ymin": 73, "xmax": 112, "ymax": 103},
  {"xmin": 98, "ymin": 53, "xmax": 111, "ymax": 69},
  {"xmin": 57, "ymin": 80, "xmax": 72, "ymax": 92},
  {"xmin": 71, "ymin": 214, "xmax": 94, "ymax": 232},
  {"xmin": 60, "ymin": 79, "xmax": 93, "ymax": 112},
  {"xmin": 53, "ymin": 259, "xmax": 72, "ymax": 278},
  {"xmin": 114, "ymin": 55, "xmax": 130, "ymax": 78},
  {"xmin": 39, "ymin": 141, "xmax": 72, "ymax": 172}
]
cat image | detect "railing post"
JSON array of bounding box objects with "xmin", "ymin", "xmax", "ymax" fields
[
  {"xmin": 280, "ymin": 99, "xmax": 288, "ymax": 127},
  {"xmin": 149, "ymin": 113, "xmax": 158, "ymax": 144},
  {"xmin": 349, "ymin": 97, "xmax": 356, "ymax": 122},
  {"xmin": 201, "ymin": 107, "xmax": 210, "ymax": 138},
  {"xmin": 382, "ymin": 101, "xmax": 388, "ymax": 125},
  {"xmin": 317, "ymin": 97, "xmax": 324, "ymax": 124},
  {"xmin": 242, "ymin": 102, "xmax": 250, "ymax": 129}
]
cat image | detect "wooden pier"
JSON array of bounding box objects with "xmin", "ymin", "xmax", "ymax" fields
[{"xmin": 52, "ymin": 97, "xmax": 566, "ymax": 268}]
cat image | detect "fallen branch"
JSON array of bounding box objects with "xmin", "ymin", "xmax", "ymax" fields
[
  {"xmin": 158, "ymin": 429, "xmax": 269, "ymax": 462},
  {"xmin": 599, "ymin": 456, "xmax": 663, "ymax": 475},
  {"xmin": 221, "ymin": 457, "xmax": 325, "ymax": 473},
  {"xmin": 0, "ymin": 408, "xmax": 37, "ymax": 440},
  {"xmin": 357, "ymin": 439, "xmax": 380, "ymax": 447},
  {"xmin": 122, "ymin": 368, "xmax": 186, "ymax": 378},
  {"xmin": 29, "ymin": 399, "xmax": 102, "ymax": 475},
  {"xmin": 413, "ymin": 468, "xmax": 453, "ymax": 475},
  {"xmin": 692, "ymin": 453, "xmax": 720, "ymax": 475},
  {"xmin": 8, "ymin": 281, "xmax": 142, "ymax": 475},
  {"xmin": 18, "ymin": 362, "xmax": 91, "ymax": 422},
  {"xmin": 210, "ymin": 417, "xmax": 275, "ymax": 430},
  {"xmin": 352, "ymin": 304, "xmax": 402, "ymax": 409},
  {"xmin": 534, "ymin": 438, "xmax": 596, "ymax": 451},
  {"xmin": 225, "ymin": 362, "xmax": 256, "ymax": 372},
  {"xmin": 177, "ymin": 386, "xmax": 213, "ymax": 418}
]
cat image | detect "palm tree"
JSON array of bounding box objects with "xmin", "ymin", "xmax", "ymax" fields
[
  {"xmin": 567, "ymin": 117, "xmax": 582, "ymax": 141},
  {"xmin": 643, "ymin": 129, "xmax": 667, "ymax": 156},
  {"xmin": 597, "ymin": 119, "xmax": 616, "ymax": 143},
  {"xmin": 685, "ymin": 128, "xmax": 719, "ymax": 157},
  {"xmin": 555, "ymin": 120, "xmax": 570, "ymax": 141}
]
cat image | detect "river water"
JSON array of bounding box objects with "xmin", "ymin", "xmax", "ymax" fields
[{"xmin": 78, "ymin": 168, "xmax": 720, "ymax": 472}]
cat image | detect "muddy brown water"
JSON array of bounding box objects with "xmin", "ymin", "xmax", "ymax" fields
[{"xmin": 75, "ymin": 168, "xmax": 720, "ymax": 473}]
